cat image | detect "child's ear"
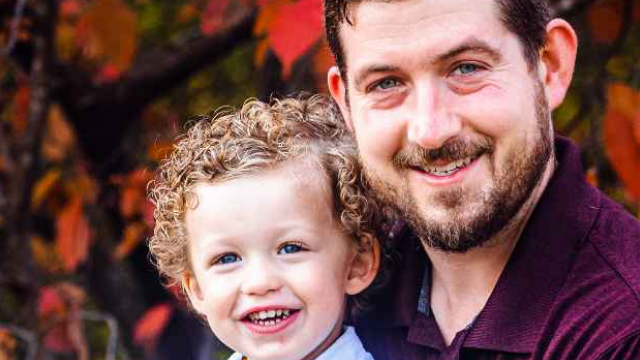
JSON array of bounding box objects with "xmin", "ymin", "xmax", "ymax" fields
[
  {"xmin": 345, "ymin": 235, "xmax": 381, "ymax": 295},
  {"xmin": 183, "ymin": 272, "xmax": 206, "ymax": 314}
]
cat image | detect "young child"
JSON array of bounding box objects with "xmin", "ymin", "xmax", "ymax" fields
[{"xmin": 148, "ymin": 95, "xmax": 381, "ymax": 360}]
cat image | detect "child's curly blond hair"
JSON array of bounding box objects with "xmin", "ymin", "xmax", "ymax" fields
[{"xmin": 148, "ymin": 94, "xmax": 379, "ymax": 294}]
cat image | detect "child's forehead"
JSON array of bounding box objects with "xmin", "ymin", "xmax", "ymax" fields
[{"xmin": 189, "ymin": 158, "xmax": 333, "ymax": 211}]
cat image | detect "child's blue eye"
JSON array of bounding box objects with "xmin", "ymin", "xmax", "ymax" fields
[
  {"xmin": 278, "ymin": 243, "xmax": 304, "ymax": 255},
  {"xmin": 215, "ymin": 253, "xmax": 241, "ymax": 265}
]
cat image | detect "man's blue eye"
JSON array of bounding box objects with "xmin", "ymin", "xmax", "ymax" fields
[
  {"xmin": 456, "ymin": 63, "xmax": 480, "ymax": 75},
  {"xmin": 216, "ymin": 253, "xmax": 240, "ymax": 265},
  {"xmin": 376, "ymin": 78, "xmax": 399, "ymax": 90},
  {"xmin": 278, "ymin": 243, "xmax": 303, "ymax": 255}
]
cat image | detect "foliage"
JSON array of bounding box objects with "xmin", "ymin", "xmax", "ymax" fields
[{"xmin": 0, "ymin": 0, "xmax": 638, "ymax": 359}]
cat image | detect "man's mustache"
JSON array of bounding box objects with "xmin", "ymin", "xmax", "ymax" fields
[{"xmin": 392, "ymin": 137, "xmax": 494, "ymax": 168}]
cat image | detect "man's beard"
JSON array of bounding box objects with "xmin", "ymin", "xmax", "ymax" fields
[{"xmin": 364, "ymin": 80, "xmax": 553, "ymax": 253}]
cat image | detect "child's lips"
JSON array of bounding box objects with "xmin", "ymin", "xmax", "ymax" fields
[{"xmin": 242, "ymin": 309, "xmax": 301, "ymax": 335}]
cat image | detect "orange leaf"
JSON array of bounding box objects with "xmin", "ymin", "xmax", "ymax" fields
[
  {"xmin": 147, "ymin": 140, "xmax": 173, "ymax": 162},
  {"xmin": 31, "ymin": 236, "xmax": 64, "ymax": 274},
  {"xmin": 177, "ymin": 4, "xmax": 199, "ymax": 23},
  {"xmin": 267, "ymin": 0, "xmax": 323, "ymax": 78},
  {"xmin": 603, "ymin": 110, "xmax": 640, "ymax": 201},
  {"xmin": 201, "ymin": 0, "xmax": 232, "ymax": 35},
  {"xmin": 56, "ymin": 22, "xmax": 78, "ymax": 62},
  {"xmin": 77, "ymin": 0, "xmax": 137, "ymax": 71},
  {"xmin": 133, "ymin": 303, "xmax": 173, "ymax": 351},
  {"xmin": 113, "ymin": 222, "xmax": 147, "ymax": 260},
  {"xmin": 585, "ymin": 167, "xmax": 599, "ymax": 188},
  {"xmin": 254, "ymin": 37, "xmax": 270, "ymax": 67},
  {"xmin": 607, "ymin": 83, "xmax": 637, "ymax": 118},
  {"xmin": 41, "ymin": 105, "xmax": 76, "ymax": 163},
  {"xmin": 587, "ymin": 0, "xmax": 623, "ymax": 43},
  {"xmin": 0, "ymin": 328, "xmax": 17, "ymax": 360},
  {"xmin": 32, "ymin": 169, "xmax": 62, "ymax": 209},
  {"xmin": 55, "ymin": 197, "xmax": 92, "ymax": 272}
]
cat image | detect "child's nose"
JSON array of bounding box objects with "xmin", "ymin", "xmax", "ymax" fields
[{"xmin": 239, "ymin": 259, "xmax": 283, "ymax": 296}]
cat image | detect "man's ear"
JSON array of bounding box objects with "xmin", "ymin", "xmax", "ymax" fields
[
  {"xmin": 345, "ymin": 235, "xmax": 381, "ymax": 295},
  {"xmin": 539, "ymin": 19, "xmax": 578, "ymax": 111},
  {"xmin": 182, "ymin": 272, "xmax": 206, "ymax": 315},
  {"xmin": 328, "ymin": 66, "xmax": 354, "ymax": 132}
]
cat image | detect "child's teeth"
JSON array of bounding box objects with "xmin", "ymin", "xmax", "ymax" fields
[{"xmin": 248, "ymin": 309, "xmax": 294, "ymax": 325}]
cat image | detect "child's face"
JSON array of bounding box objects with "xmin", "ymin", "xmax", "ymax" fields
[{"xmin": 183, "ymin": 161, "xmax": 372, "ymax": 360}]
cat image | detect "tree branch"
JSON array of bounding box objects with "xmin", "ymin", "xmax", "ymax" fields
[
  {"xmin": 49, "ymin": 8, "xmax": 257, "ymax": 169},
  {"xmin": 1, "ymin": 0, "xmax": 57, "ymax": 329}
]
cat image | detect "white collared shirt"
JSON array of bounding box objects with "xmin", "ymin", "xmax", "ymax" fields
[{"xmin": 228, "ymin": 326, "xmax": 375, "ymax": 360}]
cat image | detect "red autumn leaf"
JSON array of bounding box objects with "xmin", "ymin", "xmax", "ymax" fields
[
  {"xmin": 634, "ymin": 111, "xmax": 640, "ymax": 146},
  {"xmin": 603, "ymin": 110, "xmax": 640, "ymax": 201},
  {"xmin": 134, "ymin": 303, "xmax": 174, "ymax": 351},
  {"xmin": 587, "ymin": 0, "xmax": 623, "ymax": 44},
  {"xmin": 38, "ymin": 287, "xmax": 66, "ymax": 316},
  {"xmin": 94, "ymin": 64, "xmax": 122, "ymax": 83},
  {"xmin": 60, "ymin": 0, "xmax": 84, "ymax": 19},
  {"xmin": 12, "ymin": 83, "xmax": 29, "ymax": 135},
  {"xmin": 266, "ymin": 0, "xmax": 324, "ymax": 78},
  {"xmin": 143, "ymin": 200, "xmax": 155, "ymax": 228},
  {"xmin": 312, "ymin": 41, "xmax": 335, "ymax": 92},
  {"xmin": 55, "ymin": 197, "xmax": 92, "ymax": 272},
  {"xmin": 114, "ymin": 168, "xmax": 153, "ymax": 219},
  {"xmin": 201, "ymin": 0, "xmax": 232, "ymax": 35}
]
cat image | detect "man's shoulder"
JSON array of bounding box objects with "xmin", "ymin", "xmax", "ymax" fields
[
  {"xmin": 539, "ymin": 191, "xmax": 640, "ymax": 358},
  {"xmin": 585, "ymin": 190, "xmax": 640, "ymax": 299}
]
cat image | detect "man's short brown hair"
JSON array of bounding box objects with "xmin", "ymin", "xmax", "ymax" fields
[
  {"xmin": 324, "ymin": 0, "xmax": 551, "ymax": 79},
  {"xmin": 148, "ymin": 95, "xmax": 380, "ymax": 291}
]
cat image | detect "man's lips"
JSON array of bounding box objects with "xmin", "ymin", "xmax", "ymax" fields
[
  {"xmin": 409, "ymin": 153, "xmax": 483, "ymax": 184},
  {"xmin": 409, "ymin": 152, "xmax": 483, "ymax": 177}
]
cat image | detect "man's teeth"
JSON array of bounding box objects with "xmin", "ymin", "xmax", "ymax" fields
[
  {"xmin": 424, "ymin": 156, "xmax": 474, "ymax": 176},
  {"xmin": 247, "ymin": 309, "xmax": 292, "ymax": 326}
]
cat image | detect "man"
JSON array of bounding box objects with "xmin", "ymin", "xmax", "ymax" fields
[{"xmin": 325, "ymin": 0, "xmax": 640, "ymax": 359}]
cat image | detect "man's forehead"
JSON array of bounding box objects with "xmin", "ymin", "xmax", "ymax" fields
[{"xmin": 342, "ymin": 0, "xmax": 499, "ymax": 28}]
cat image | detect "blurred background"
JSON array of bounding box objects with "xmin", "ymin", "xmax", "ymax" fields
[{"xmin": 0, "ymin": 0, "xmax": 638, "ymax": 359}]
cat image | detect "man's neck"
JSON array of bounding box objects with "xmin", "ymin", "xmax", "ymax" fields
[{"xmin": 425, "ymin": 156, "xmax": 557, "ymax": 346}]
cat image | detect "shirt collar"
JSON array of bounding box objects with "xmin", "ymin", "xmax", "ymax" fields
[{"xmin": 366, "ymin": 136, "xmax": 603, "ymax": 354}]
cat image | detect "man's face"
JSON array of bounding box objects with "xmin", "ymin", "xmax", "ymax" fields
[{"xmin": 329, "ymin": 0, "xmax": 554, "ymax": 252}]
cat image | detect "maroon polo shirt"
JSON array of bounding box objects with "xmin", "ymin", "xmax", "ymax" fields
[{"xmin": 355, "ymin": 137, "xmax": 640, "ymax": 359}]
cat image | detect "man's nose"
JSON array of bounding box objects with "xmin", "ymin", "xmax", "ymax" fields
[
  {"xmin": 239, "ymin": 258, "xmax": 282, "ymax": 296},
  {"xmin": 407, "ymin": 82, "xmax": 461, "ymax": 149}
]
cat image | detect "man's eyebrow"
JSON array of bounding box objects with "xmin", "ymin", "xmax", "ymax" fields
[
  {"xmin": 353, "ymin": 64, "xmax": 400, "ymax": 89},
  {"xmin": 434, "ymin": 38, "xmax": 503, "ymax": 64}
]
